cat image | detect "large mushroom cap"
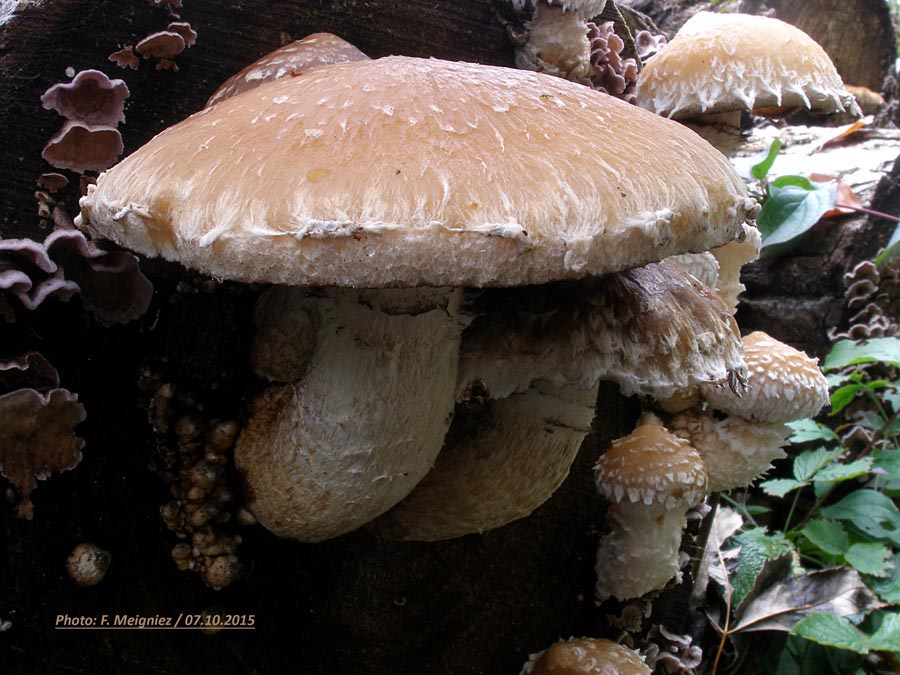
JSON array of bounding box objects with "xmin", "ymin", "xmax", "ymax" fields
[
  {"xmin": 636, "ymin": 12, "xmax": 857, "ymax": 120},
  {"xmin": 521, "ymin": 636, "xmax": 650, "ymax": 675},
  {"xmin": 79, "ymin": 56, "xmax": 753, "ymax": 288}
]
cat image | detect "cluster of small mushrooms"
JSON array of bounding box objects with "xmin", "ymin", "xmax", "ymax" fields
[{"xmin": 68, "ymin": 5, "xmax": 853, "ymax": 670}]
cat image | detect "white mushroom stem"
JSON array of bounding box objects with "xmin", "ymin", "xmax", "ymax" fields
[
  {"xmin": 372, "ymin": 380, "xmax": 598, "ymax": 541},
  {"xmin": 669, "ymin": 411, "xmax": 790, "ymax": 493},
  {"xmin": 595, "ymin": 500, "xmax": 694, "ymax": 602},
  {"xmin": 235, "ymin": 286, "xmax": 469, "ymax": 542},
  {"xmin": 709, "ymin": 223, "xmax": 762, "ymax": 313}
]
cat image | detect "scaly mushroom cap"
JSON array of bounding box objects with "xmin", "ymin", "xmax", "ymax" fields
[
  {"xmin": 636, "ymin": 12, "xmax": 857, "ymax": 119},
  {"xmin": 79, "ymin": 56, "xmax": 754, "ymax": 288},
  {"xmin": 700, "ymin": 331, "xmax": 829, "ymax": 424},
  {"xmin": 669, "ymin": 410, "xmax": 790, "ymax": 493},
  {"xmin": 594, "ymin": 414, "xmax": 706, "ymax": 509},
  {"xmin": 521, "ymin": 637, "xmax": 650, "ymax": 675},
  {"xmin": 206, "ymin": 33, "xmax": 370, "ymax": 107}
]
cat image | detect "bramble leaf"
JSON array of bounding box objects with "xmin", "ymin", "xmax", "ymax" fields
[
  {"xmin": 787, "ymin": 419, "xmax": 840, "ymax": 444},
  {"xmin": 762, "ymin": 478, "xmax": 805, "ymax": 498},
  {"xmin": 821, "ymin": 490, "xmax": 900, "ymax": 546},
  {"xmin": 844, "ymin": 542, "xmax": 894, "ymax": 578},
  {"xmin": 802, "ymin": 519, "xmax": 848, "ymax": 556},
  {"xmin": 824, "ymin": 338, "xmax": 900, "ymax": 371},
  {"xmin": 791, "ymin": 612, "xmax": 869, "ymax": 654}
]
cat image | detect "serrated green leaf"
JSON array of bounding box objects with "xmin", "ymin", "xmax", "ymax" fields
[
  {"xmin": 869, "ymin": 553, "xmax": 900, "ymax": 603},
  {"xmin": 824, "ymin": 338, "xmax": 900, "ymax": 371},
  {"xmin": 787, "ymin": 419, "xmax": 841, "ymax": 444},
  {"xmin": 791, "ymin": 612, "xmax": 870, "ymax": 654},
  {"xmin": 751, "ymin": 138, "xmax": 783, "ymax": 180},
  {"xmin": 830, "ymin": 383, "xmax": 866, "ymax": 415},
  {"xmin": 845, "ymin": 542, "xmax": 894, "ymax": 577},
  {"xmin": 821, "ymin": 490, "xmax": 900, "ymax": 545},
  {"xmin": 816, "ymin": 458, "xmax": 873, "ymax": 483},
  {"xmin": 762, "ymin": 478, "xmax": 806, "ymax": 498},
  {"xmin": 758, "ymin": 181, "xmax": 836, "ymax": 250},
  {"xmin": 794, "ymin": 447, "xmax": 843, "ymax": 482},
  {"xmin": 730, "ymin": 528, "xmax": 796, "ymax": 608},
  {"xmin": 802, "ymin": 519, "xmax": 849, "ymax": 555},
  {"xmin": 869, "ymin": 612, "xmax": 900, "ymax": 652}
]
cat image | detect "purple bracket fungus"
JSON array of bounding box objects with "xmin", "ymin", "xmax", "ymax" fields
[
  {"xmin": 206, "ymin": 32, "xmax": 370, "ymax": 107},
  {"xmin": 37, "ymin": 172, "xmax": 70, "ymax": 193},
  {"xmin": 633, "ymin": 29, "xmax": 667, "ymax": 62},
  {"xmin": 520, "ymin": 637, "xmax": 650, "ymax": 675},
  {"xmin": 636, "ymin": 12, "xmax": 860, "ymax": 125},
  {"xmin": 373, "ymin": 262, "xmax": 744, "ymax": 541},
  {"xmin": 135, "ymin": 30, "xmax": 186, "ymax": 64},
  {"xmin": 167, "ymin": 22, "xmax": 197, "ymax": 48},
  {"xmin": 0, "ymin": 387, "xmax": 86, "ymax": 519},
  {"xmin": 699, "ymin": 331, "xmax": 829, "ymax": 425},
  {"xmin": 507, "ymin": 0, "xmax": 609, "ymax": 82},
  {"xmin": 0, "ymin": 230, "xmax": 152, "ymax": 324},
  {"xmin": 583, "ymin": 20, "xmax": 638, "ymax": 101},
  {"xmin": 0, "ymin": 352, "xmax": 60, "ymax": 392},
  {"xmin": 42, "ymin": 121, "xmax": 124, "ymax": 174},
  {"xmin": 41, "ymin": 69, "xmax": 129, "ymax": 126},
  {"xmin": 109, "ymin": 46, "xmax": 140, "ymax": 71},
  {"xmin": 593, "ymin": 413, "xmax": 707, "ymax": 602},
  {"xmin": 76, "ymin": 56, "xmax": 754, "ymax": 542}
]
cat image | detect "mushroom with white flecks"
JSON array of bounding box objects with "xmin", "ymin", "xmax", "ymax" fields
[
  {"xmin": 520, "ymin": 636, "xmax": 650, "ymax": 675},
  {"xmin": 636, "ymin": 12, "xmax": 860, "ymax": 127},
  {"xmin": 77, "ymin": 56, "xmax": 754, "ymax": 542},
  {"xmin": 593, "ymin": 413, "xmax": 707, "ymax": 601}
]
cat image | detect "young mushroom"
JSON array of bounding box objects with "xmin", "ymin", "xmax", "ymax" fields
[
  {"xmin": 521, "ymin": 636, "xmax": 650, "ymax": 675},
  {"xmin": 636, "ymin": 12, "xmax": 860, "ymax": 129},
  {"xmin": 77, "ymin": 56, "xmax": 755, "ymax": 542},
  {"xmin": 593, "ymin": 413, "xmax": 707, "ymax": 602}
]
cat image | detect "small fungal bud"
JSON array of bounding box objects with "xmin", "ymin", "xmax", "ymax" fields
[
  {"xmin": 66, "ymin": 543, "xmax": 111, "ymax": 587},
  {"xmin": 201, "ymin": 554, "xmax": 241, "ymax": 590}
]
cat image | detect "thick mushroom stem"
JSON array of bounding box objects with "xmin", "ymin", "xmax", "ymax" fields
[
  {"xmin": 235, "ymin": 286, "xmax": 468, "ymax": 542},
  {"xmin": 593, "ymin": 415, "xmax": 706, "ymax": 602},
  {"xmin": 372, "ymin": 380, "xmax": 598, "ymax": 541},
  {"xmin": 515, "ymin": 2, "xmax": 596, "ymax": 81},
  {"xmin": 595, "ymin": 501, "xmax": 694, "ymax": 602}
]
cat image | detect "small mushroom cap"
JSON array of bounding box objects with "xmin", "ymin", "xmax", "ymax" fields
[
  {"xmin": 206, "ymin": 33, "xmax": 370, "ymax": 107},
  {"xmin": 42, "ymin": 121, "xmax": 124, "ymax": 174},
  {"xmin": 594, "ymin": 415, "xmax": 706, "ymax": 509},
  {"xmin": 135, "ymin": 31, "xmax": 186, "ymax": 59},
  {"xmin": 700, "ymin": 331, "xmax": 829, "ymax": 424},
  {"xmin": 79, "ymin": 56, "xmax": 754, "ymax": 288},
  {"xmin": 521, "ymin": 637, "xmax": 650, "ymax": 675},
  {"xmin": 636, "ymin": 12, "xmax": 857, "ymax": 119},
  {"xmin": 40, "ymin": 69, "xmax": 129, "ymax": 126}
]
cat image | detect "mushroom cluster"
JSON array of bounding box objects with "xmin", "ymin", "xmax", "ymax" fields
[{"xmin": 77, "ymin": 55, "xmax": 756, "ymax": 542}]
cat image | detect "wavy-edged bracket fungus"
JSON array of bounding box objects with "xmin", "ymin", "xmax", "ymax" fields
[
  {"xmin": 41, "ymin": 69, "xmax": 129, "ymax": 126},
  {"xmin": 667, "ymin": 331, "xmax": 829, "ymax": 493},
  {"xmin": 520, "ymin": 636, "xmax": 650, "ymax": 675},
  {"xmin": 593, "ymin": 413, "xmax": 707, "ymax": 602},
  {"xmin": 77, "ymin": 56, "xmax": 755, "ymax": 542},
  {"xmin": 206, "ymin": 32, "xmax": 370, "ymax": 107},
  {"xmin": 636, "ymin": 12, "xmax": 860, "ymax": 129},
  {"xmin": 373, "ymin": 261, "xmax": 744, "ymax": 540}
]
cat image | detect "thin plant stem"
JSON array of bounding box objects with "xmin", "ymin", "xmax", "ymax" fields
[{"xmin": 834, "ymin": 202, "xmax": 900, "ymax": 223}]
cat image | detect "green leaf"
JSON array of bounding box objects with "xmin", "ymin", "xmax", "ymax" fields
[
  {"xmin": 730, "ymin": 528, "xmax": 795, "ymax": 608},
  {"xmin": 791, "ymin": 612, "xmax": 870, "ymax": 654},
  {"xmin": 874, "ymin": 221, "xmax": 900, "ymax": 266},
  {"xmin": 762, "ymin": 478, "xmax": 806, "ymax": 498},
  {"xmin": 869, "ymin": 612, "xmax": 900, "ymax": 652},
  {"xmin": 771, "ymin": 175, "xmax": 818, "ymax": 190},
  {"xmin": 830, "ymin": 383, "xmax": 866, "ymax": 415},
  {"xmin": 802, "ymin": 519, "xmax": 849, "ymax": 555},
  {"xmin": 751, "ymin": 138, "xmax": 783, "ymax": 180},
  {"xmin": 794, "ymin": 447, "xmax": 843, "ymax": 482},
  {"xmin": 821, "ymin": 490, "xmax": 900, "ymax": 545},
  {"xmin": 787, "ymin": 419, "xmax": 840, "ymax": 444},
  {"xmin": 758, "ymin": 180, "xmax": 836, "ymax": 250},
  {"xmin": 844, "ymin": 541, "xmax": 894, "ymax": 577},
  {"xmin": 824, "ymin": 338, "xmax": 900, "ymax": 371},
  {"xmin": 869, "ymin": 553, "xmax": 900, "ymax": 603},
  {"xmin": 874, "ymin": 450, "xmax": 900, "ymax": 479},
  {"xmin": 815, "ymin": 458, "xmax": 873, "ymax": 483}
]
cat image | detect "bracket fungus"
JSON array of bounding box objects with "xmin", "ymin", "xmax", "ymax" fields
[
  {"xmin": 77, "ymin": 56, "xmax": 755, "ymax": 542},
  {"xmin": 42, "ymin": 121, "xmax": 124, "ymax": 174},
  {"xmin": 206, "ymin": 32, "xmax": 370, "ymax": 107},
  {"xmin": 593, "ymin": 413, "xmax": 707, "ymax": 602},
  {"xmin": 520, "ymin": 636, "xmax": 650, "ymax": 675},
  {"xmin": 41, "ymin": 69, "xmax": 129, "ymax": 126},
  {"xmin": 636, "ymin": 12, "xmax": 860, "ymax": 124}
]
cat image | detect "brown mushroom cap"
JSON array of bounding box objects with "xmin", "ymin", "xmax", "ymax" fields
[
  {"xmin": 594, "ymin": 415, "xmax": 707, "ymax": 509},
  {"xmin": 521, "ymin": 637, "xmax": 650, "ymax": 675},
  {"xmin": 79, "ymin": 56, "xmax": 754, "ymax": 288},
  {"xmin": 636, "ymin": 12, "xmax": 857, "ymax": 119},
  {"xmin": 700, "ymin": 331, "xmax": 829, "ymax": 424},
  {"xmin": 206, "ymin": 33, "xmax": 370, "ymax": 107}
]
